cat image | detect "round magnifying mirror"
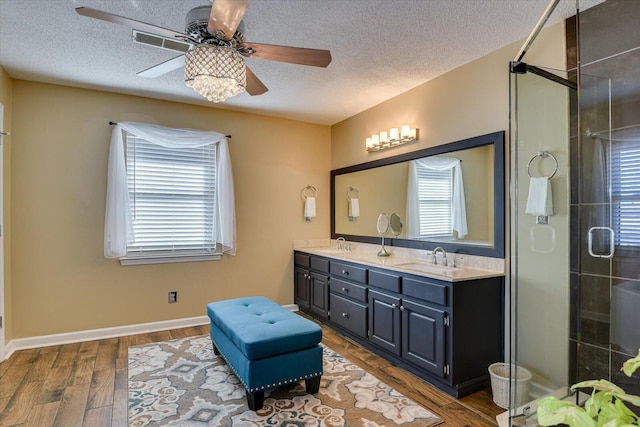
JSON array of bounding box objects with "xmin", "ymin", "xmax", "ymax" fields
[
  {"xmin": 376, "ymin": 213, "xmax": 389, "ymax": 236},
  {"xmin": 376, "ymin": 213, "xmax": 390, "ymax": 257},
  {"xmin": 389, "ymin": 213, "xmax": 403, "ymax": 237}
]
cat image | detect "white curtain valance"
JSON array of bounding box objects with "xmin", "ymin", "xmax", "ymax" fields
[
  {"xmin": 406, "ymin": 157, "xmax": 468, "ymax": 239},
  {"xmin": 104, "ymin": 121, "xmax": 236, "ymax": 258}
]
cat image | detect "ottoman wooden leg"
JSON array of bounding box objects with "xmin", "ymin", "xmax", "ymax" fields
[
  {"xmin": 305, "ymin": 376, "xmax": 321, "ymax": 394},
  {"xmin": 246, "ymin": 390, "xmax": 265, "ymax": 411},
  {"xmin": 212, "ymin": 343, "xmax": 220, "ymax": 356}
]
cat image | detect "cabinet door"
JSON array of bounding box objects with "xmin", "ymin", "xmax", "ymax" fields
[
  {"xmin": 294, "ymin": 266, "xmax": 311, "ymax": 310},
  {"xmin": 369, "ymin": 290, "xmax": 401, "ymax": 356},
  {"xmin": 402, "ymin": 299, "xmax": 446, "ymax": 378},
  {"xmin": 310, "ymin": 272, "xmax": 329, "ymax": 318}
]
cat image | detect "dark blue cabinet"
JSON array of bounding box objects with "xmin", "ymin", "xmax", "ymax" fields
[
  {"xmin": 402, "ymin": 298, "xmax": 446, "ymax": 377},
  {"xmin": 294, "ymin": 266, "xmax": 311, "ymax": 310},
  {"xmin": 294, "ymin": 254, "xmax": 329, "ymax": 318},
  {"xmin": 294, "ymin": 251, "xmax": 504, "ymax": 398},
  {"xmin": 369, "ymin": 289, "xmax": 401, "ymax": 356},
  {"xmin": 309, "ymin": 272, "xmax": 329, "ymax": 319}
]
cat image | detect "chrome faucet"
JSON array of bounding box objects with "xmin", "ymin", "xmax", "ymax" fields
[
  {"xmin": 336, "ymin": 237, "xmax": 346, "ymax": 250},
  {"xmin": 432, "ymin": 247, "xmax": 447, "ymax": 266}
]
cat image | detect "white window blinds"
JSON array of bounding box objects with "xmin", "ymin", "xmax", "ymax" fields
[
  {"xmin": 416, "ymin": 166, "xmax": 454, "ymax": 237},
  {"xmin": 611, "ymin": 140, "xmax": 640, "ymax": 247},
  {"xmin": 126, "ymin": 135, "xmax": 217, "ymax": 255},
  {"xmin": 406, "ymin": 157, "xmax": 467, "ymax": 240},
  {"xmin": 104, "ymin": 121, "xmax": 236, "ymax": 261}
]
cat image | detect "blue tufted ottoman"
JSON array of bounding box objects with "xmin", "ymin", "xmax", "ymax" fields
[{"xmin": 206, "ymin": 296, "xmax": 323, "ymax": 410}]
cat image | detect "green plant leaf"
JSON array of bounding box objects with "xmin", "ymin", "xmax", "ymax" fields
[
  {"xmin": 573, "ymin": 379, "xmax": 626, "ymax": 395},
  {"xmin": 585, "ymin": 390, "xmax": 613, "ymax": 418},
  {"xmin": 622, "ymin": 349, "xmax": 640, "ymax": 377},
  {"xmin": 613, "ymin": 398, "xmax": 638, "ymax": 423},
  {"xmin": 618, "ymin": 392, "xmax": 640, "ymax": 409},
  {"xmin": 537, "ymin": 396, "xmax": 596, "ymax": 427},
  {"xmin": 595, "ymin": 400, "xmax": 631, "ymax": 426}
]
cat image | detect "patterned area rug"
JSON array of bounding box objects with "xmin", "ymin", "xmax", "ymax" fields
[{"xmin": 128, "ymin": 335, "xmax": 443, "ymax": 426}]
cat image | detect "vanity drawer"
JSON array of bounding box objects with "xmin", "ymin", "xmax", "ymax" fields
[
  {"xmin": 403, "ymin": 277, "xmax": 448, "ymax": 306},
  {"xmin": 369, "ymin": 270, "xmax": 401, "ymax": 293},
  {"xmin": 310, "ymin": 257, "xmax": 330, "ymax": 273},
  {"xmin": 330, "ymin": 294, "xmax": 368, "ymax": 339},
  {"xmin": 331, "ymin": 278, "xmax": 367, "ymax": 302},
  {"xmin": 331, "ymin": 262, "xmax": 367, "ymax": 283},
  {"xmin": 294, "ymin": 252, "xmax": 310, "ymax": 268}
]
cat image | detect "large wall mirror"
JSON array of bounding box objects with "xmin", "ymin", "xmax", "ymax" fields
[{"xmin": 331, "ymin": 131, "xmax": 505, "ymax": 258}]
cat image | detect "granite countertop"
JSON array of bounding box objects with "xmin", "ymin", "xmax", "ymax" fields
[{"xmin": 295, "ymin": 244, "xmax": 505, "ymax": 283}]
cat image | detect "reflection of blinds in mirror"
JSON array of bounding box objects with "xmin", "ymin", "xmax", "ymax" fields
[
  {"xmin": 416, "ymin": 166, "xmax": 453, "ymax": 237},
  {"xmin": 611, "ymin": 140, "xmax": 640, "ymax": 247}
]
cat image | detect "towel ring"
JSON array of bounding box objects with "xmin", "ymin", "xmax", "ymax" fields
[
  {"xmin": 527, "ymin": 151, "xmax": 558, "ymax": 179},
  {"xmin": 301, "ymin": 185, "xmax": 317, "ymax": 199},
  {"xmin": 347, "ymin": 186, "xmax": 360, "ymax": 201}
]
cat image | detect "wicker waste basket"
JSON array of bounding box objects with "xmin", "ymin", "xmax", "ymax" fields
[{"xmin": 488, "ymin": 363, "xmax": 532, "ymax": 409}]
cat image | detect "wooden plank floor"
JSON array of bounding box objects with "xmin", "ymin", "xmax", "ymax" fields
[{"xmin": 0, "ymin": 322, "xmax": 503, "ymax": 426}]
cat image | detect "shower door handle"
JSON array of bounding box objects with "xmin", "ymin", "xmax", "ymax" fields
[{"xmin": 587, "ymin": 226, "xmax": 615, "ymax": 259}]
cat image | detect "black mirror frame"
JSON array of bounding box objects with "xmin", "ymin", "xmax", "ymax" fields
[{"xmin": 331, "ymin": 130, "xmax": 505, "ymax": 258}]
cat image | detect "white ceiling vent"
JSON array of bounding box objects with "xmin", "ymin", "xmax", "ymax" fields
[{"xmin": 132, "ymin": 30, "xmax": 191, "ymax": 53}]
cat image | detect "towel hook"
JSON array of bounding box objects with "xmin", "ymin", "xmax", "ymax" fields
[
  {"xmin": 301, "ymin": 184, "xmax": 317, "ymax": 199},
  {"xmin": 527, "ymin": 151, "xmax": 558, "ymax": 179},
  {"xmin": 347, "ymin": 186, "xmax": 360, "ymax": 201}
]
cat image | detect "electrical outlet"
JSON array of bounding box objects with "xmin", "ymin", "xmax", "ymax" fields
[{"xmin": 168, "ymin": 291, "xmax": 177, "ymax": 303}]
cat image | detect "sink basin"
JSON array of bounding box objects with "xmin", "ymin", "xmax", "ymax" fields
[
  {"xmin": 314, "ymin": 248, "xmax": 346, "ymax": 254},
  {"xmin": 393, "ymin": 262, "xmax": 460, "ymax": 276}
]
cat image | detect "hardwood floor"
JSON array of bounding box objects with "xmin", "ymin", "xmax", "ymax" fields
[{"xmin": 0, "ymin": 322, "xmax": 503, "ymax": 426}]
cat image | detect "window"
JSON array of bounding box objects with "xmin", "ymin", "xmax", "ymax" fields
[
  {"xmin": 125, "ymin": 134, "xmax": 217, "ymax": 256},
  {"xmin": 104, "ymin": 122, "xmax": 235, "ymax": 264},
  {"xmin": 611, "ymin": 140, "xmax": 640, "ymax": 248},
  {"xmin": 406, "ymin": 157, "xmax": 466, "ymax": 240},
  {"xmin": 415, "ymin": 165, "xmax": 454, "ymax": 238}
]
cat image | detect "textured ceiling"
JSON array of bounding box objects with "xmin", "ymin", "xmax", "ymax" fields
[{"xmin": 0, "ymin": 0, "xmax": 597, "ymax": 125}]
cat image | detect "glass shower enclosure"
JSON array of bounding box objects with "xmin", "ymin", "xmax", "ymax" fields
[{"xmin": 509, "ymin": 0, "xmax": 640, "ymax": 424}]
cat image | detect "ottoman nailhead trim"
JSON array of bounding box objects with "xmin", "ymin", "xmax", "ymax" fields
[{"xmin": 214, "ymin": 340, "xmax": 322, "ymax": 393}]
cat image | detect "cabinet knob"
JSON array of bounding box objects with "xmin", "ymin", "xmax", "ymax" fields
[
  {"xmin": 342, "ymin": 312, "xmax": 349, "ymax": 318},
  {"xmin": 342, "ymin": 287, "xmax": 348, "ymax": 292},
  {"xmin": 304, "ymin": 273, "xmax": 308, "ymax": 278},
  {"xmin": 399, "ymin": 305, "xmax": 405, "ymax": 311},
  {"xmin": 391, "ymin": 303, "xmax": 397, "ymax": 309},
  {"xmin": 342, "ymin": 270, "xmax": 349, "ymax": 275}
]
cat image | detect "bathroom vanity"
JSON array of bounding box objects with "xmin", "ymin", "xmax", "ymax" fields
[{"xmin": 293, "ymin": 246, "xmax": 504, "ymax": 398}]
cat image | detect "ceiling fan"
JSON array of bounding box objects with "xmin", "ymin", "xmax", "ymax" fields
[{"xmin": 75, "ymin": 0, "xmax": 332, "ymax": 102}]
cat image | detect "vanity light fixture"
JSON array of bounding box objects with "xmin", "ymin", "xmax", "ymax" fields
[{"xmin": 366, "ymin": 125, "xmax": 418, "ymax": 152}]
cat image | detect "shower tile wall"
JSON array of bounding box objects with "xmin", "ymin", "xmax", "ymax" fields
[{"xmin": 568, "ymin": 0, "xmax": 640, "ymax": 396}]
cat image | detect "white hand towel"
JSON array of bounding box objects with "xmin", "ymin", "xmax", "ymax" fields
[
  {"xmin": 525, "ymin": 177, "xmax": 553, "ymax": 216},
  {"xmin": 304, "ymin": 197, "xmax": 316, "ymax": 219},
  {"xmin": 349, "ymin": 198, "xmax": 360, "ymax": 218}
]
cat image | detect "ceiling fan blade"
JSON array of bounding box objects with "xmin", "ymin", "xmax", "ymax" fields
[
  {"xmin": 137, "ymin": 55, "xmax": 186, "ymax": 78},
  {"xmin": 75, "ymin": 7, "xmax": 187, "ymax": 40},
  {"xmin": 239, "ymin": 43, "xmax": 332, "ymax": 67},
  {"xmin": 208, "ymin": 0, "xmax": 249, "ymax": 41},
  {"xmin": 245, "ymin": 67, "xmax": 268, "ymax": 96}
]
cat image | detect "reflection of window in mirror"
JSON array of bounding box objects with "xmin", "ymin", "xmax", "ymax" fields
[
  {"xmin": 406, "ymin": 157, "xmax": 467, "ymax": 240},
  {"xmin": 414, "ymin": 166, "xmax": 453, "ymax": 237}
]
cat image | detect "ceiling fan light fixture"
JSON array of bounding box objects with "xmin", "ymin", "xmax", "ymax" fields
[{"xmin": 184, "ymin": 45, "xmax": 246, "ymax": 103}]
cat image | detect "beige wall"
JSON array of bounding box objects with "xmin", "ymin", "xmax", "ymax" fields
[
  {"xmin": 0, "ymin": 67, "xmax": 12, "ymax": 343},
  {"xmin": 330, "ymin": 23, "xmax": 567, "ymax": 167},
  {"xmin": 331, "ymin": 22, "xmax": 569, "ymax": 387},
  {"xmin": 4, "ymin": 21, "xmax": 568, "ymax": 363},
  {"xmin": 10, "ymin": 81, "xmax": 330, "ymax": 338}
]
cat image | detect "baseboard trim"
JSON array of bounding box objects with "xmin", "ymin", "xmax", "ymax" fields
[
  {"xmin": 2, "ymin": 303, "xmax": 299, "ymax": 362},
  {"xmin": 2, "ymin": 315, "xmax": 209, "ymax": 361}
]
